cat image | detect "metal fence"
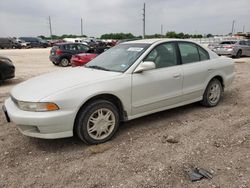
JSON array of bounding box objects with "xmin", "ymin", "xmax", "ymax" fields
[
  {"xmin": 190, "ymin": 37, "xmax": 237, "ymax": 45},
  {"xmin": 190, "ymin": 37, "xmax": 241, "ymax": 46}
]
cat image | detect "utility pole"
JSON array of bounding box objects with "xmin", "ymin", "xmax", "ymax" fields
[
  {"xmin": 231, "ymin": 20, "xmax": 235, "ymax": 36},
  {"xmin": 142, "ymin": 3, "xmax": 145, "ymax": 39},
  {"xmin": 81, "ymin": 18, "xmax": 83, "ymax": 36},
  {"xmin": 243, "ymin": 25, "xmax": 245, "ymax": 33},
  {"xmin": 49, "ymin": 16, "xmax": 53, "ymax": 40},
  {"xmin": 161, "ymin": 24, "xmax": 163, "ymax": 38}
]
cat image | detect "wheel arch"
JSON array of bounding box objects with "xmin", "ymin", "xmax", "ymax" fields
[
  {"xmin": 59, "ymin": 55, "xmax": 71, "ymax": 61},
  {"xmin": 73, "ymin": 93, "xmax": 127, "ymax": 134},
  {"xmin": 207, "ymin": 75, "xmax": 225, "ymax": 91},
  {"xmin": 213, "ymin": 75, "xmax": 224, "ymax": 88}
]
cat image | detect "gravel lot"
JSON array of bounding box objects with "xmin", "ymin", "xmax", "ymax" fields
[{"xmin": 0, "ymin": 48, "xmax": 249, "ymax": 188}]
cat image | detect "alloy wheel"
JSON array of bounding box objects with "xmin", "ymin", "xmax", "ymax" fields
[
  {"xmin": 208, "ymin": 83, "xmax": 221, "ymax": 104},
  {"xmin": 87, "ymin": 108, "xmax": 116, "ymax": 140}
]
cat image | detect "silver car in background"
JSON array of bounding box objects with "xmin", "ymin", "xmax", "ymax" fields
[{"xmin": 212, "ymin": 40, "xmax": 250, "ymax": 58}]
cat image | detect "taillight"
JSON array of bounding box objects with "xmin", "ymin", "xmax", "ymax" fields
[
  {"xmin": 56, "ymin": 49, "xmax": 62, "ymax": 55},
  {"xmin": 224, "ymin": 45, "xmax": 233, "ymax": 48}
]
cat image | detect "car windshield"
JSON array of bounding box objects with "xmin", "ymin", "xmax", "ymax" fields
[{"xmin": 85, "ymin": 43, "xmax": 150, "ymax": 72}]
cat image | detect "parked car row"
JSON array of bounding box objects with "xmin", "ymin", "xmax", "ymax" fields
[
  {"xmin": 19, "ymin": 37, "xmax": 49, "ymax": 48},
  {"xmin": 208, "ymin": 40, "xmax": 250, "ymax": 58},
  {"xmin": 0, "ymin": 38, "xmax": 22, "ymax": 49},
  {"xmin": 49, "ymin": 42, "xmax": 109, "ymax": 67},
  {"xmin": 0, "ymin": 37, "xmax": 49, "ymax": 49}
]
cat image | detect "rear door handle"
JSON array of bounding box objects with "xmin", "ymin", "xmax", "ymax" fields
[{"xmin": 173, "ymin": 73, "xmax": 181, "ymax": 78}]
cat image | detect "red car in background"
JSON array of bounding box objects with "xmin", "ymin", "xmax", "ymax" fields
[
  {"xmin": 71, "ymin": 53, "xmax": 98, "ymax": 67},
  {"xmin": 71, "ymin": 45, "xmax": 109, "ymax": 67}
]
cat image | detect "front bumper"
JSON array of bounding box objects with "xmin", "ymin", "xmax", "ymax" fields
[
  {"xmin": 4, "ymin": 98, "xmax": 75, "ymax": 139},
  {"xmin": 1, "ymin": 67, "xmax": 15, "ymax": 80},
  {"xmin": 71, "ymin": 59, "xmax": 87, "ymax": 67},
  {"xmin": 49, "ymin": 55, "xmax": 60, "ymax": 64},
  {"xmin": 2, "ymin": 105, "xmax": 10, "ymax": 122}
]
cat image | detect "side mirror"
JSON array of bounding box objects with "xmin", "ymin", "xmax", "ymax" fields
[{"xmin": 134, "ymin": 61, "xmax": 156, "ymax": 73}]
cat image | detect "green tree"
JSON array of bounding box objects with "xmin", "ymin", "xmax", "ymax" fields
[{"xmin": 100, "ymin": 33, "xmax": 136, "ymax": 40}]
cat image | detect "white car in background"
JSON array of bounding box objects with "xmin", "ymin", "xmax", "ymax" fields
[
  {"xmin": 16, "ymin": 38, "xmax": 31, "ymax": 48},
  {"xmin": 3, "ymin": 39, "xmax": 235, "ymax": 144}
]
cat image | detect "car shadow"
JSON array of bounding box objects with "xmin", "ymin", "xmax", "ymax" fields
[
  {"xmin": 118, "ymin": 103, "xmax": 201, "ymax": 133},
  {"xmin": 27, "ymin": 136, "xmax": 85, "ymax": 153},
  {"xmin": 0, "ymin": 78, "xmax": 25, "ymax": 87}
]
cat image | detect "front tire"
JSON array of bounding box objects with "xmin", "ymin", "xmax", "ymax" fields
[
  {"xmin": 201, "ymin": 78, "xmax": 222, "ymax": 107},
  {"xmin": 75, "ymin": 100, "xmax": 120, "ymax": 144},
  {"xmin": 60, "ymin": 58, "xmax": 70, "ymax": 67}
]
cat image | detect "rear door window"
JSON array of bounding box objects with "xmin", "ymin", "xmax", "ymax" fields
[
  {"xmin": 64, "ymin": 44, "xmax": 78, "ymax": 51},
  {"xmin": 77, "ymin": 44, "xmax": 90, "ymax": 52},
  {"xmin": 239, "ymin": 41, "xmax": 247, "ymax": 45},
  {"xmin": 178, "ymin": 42, "xmax": 200, "ymax": 64},
  {"xmin": 198, "ymin": 46, "xmax": 209, "ymax": 61}
]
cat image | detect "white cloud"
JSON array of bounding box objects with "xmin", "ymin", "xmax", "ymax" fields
[{"xmin": 0, "ymin": 0, "xmax": 249, "ymax": 37}]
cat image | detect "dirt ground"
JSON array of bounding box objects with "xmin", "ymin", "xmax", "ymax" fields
[{"xmin": 0, "ymin": 48, "xmax": 249, "ymax": 188}]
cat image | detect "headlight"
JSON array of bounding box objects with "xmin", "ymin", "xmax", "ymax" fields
[{"xmin": 17, "ymin": 101, "xmax": 59, "ymax": 112}]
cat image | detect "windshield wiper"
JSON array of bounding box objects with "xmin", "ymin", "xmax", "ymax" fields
[{"xmin": 86, "ymin": 65, "xmax": 110, "ymax": 71}]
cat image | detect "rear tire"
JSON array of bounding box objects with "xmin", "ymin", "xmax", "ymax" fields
[
  {"xmin": 201, "ymin": 78, "xmax": 222, "ymax": 107},
  {"xmin": 75, "ymin": 100, "xmax": 120, "ymax": 145},
  {"xmin": 235, "ymin": 50, "xmax": 242, "ymax": 58},
  {"xmin": 0, "ymin": 74, "xmax": 3, "ymax": 85},
  {"xmin": 60, "ymin": 58, "xmax": 69, "ymax": 67}
]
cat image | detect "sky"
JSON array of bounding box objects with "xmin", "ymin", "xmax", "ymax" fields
[{"xmin": 0, "ymin": 0, "xmax": 250, "ymax": 38}]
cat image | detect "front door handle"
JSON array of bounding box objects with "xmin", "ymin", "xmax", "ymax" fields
[{"xmin": 208, "ymin": 68, "xmax": 215, "ymax": 72}]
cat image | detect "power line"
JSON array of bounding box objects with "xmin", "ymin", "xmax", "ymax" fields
[
  {"xmin": 49, "ymin": 16, "xmax": 53, "ymax": 40},
  {"xmin": 231, "ymin": 20, "xmax": 235, "ymax": 36},
  {"xmin": 161, "ymin": 24, "xmax": 163, "ymax": 38},
  {"xmin": 81, "ymin": 18, "xmax": 83, "ymax": 36},
  {"xmin": 142, "ymin": 3, "xmax": 145, "ymax": 39}
]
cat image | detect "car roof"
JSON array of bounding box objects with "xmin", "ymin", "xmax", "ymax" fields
[
  {"xmin": 55, "ymin": 42, "xmax": 86, "ymax": 46},
  {"xmin": 124, "ymin": 38, "xmax": 162, "ymax": 44},
  {"xmin": 123, "ymin": 38, "xmax": 197, "ymax": 44}
]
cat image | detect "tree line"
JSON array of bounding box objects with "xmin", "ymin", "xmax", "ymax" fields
[
  {"xmin": 38, "ymin": 34, "xmax": 87, "ymax": 40},
  {"xmin": 38, "ymin": 31, "xmax": 206, "ymax": 40},
  {"xmin": 100, "ymin": 32, "xmax": 203, "ymax": 40}
]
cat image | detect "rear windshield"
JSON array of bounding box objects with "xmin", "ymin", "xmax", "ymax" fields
[
  {"xmin": 220, "ymin": 41, "xmax": 237, "ymax": 45},
  {"xmin": 51, "ymin": 46, "xmax": 59, "ymax": 51}
]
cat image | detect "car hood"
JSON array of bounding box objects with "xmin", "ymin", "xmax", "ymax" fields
[{"xmin": 11, "ymin": 67, "xmax": 122, "ymax": 102}]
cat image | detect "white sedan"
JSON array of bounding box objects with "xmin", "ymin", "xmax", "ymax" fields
[{"xmin": 3, "ymin": 39, "xmax": 235, "ymax": 144}]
